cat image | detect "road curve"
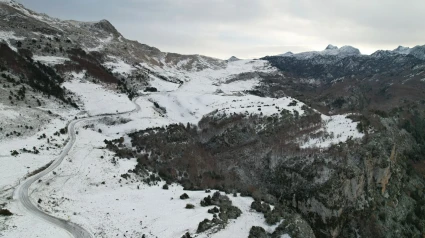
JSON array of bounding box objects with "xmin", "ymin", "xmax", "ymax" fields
[{"xmin": 14, "ymin": 97, "xmax": 142, "ymax": 238}]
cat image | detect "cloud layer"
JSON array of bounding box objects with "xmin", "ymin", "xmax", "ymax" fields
[{"xmin": 18, "ymin": 0, "xmax": 425, "ymax": 59}]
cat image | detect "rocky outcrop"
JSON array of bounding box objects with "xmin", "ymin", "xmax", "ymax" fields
[{"xmin": 92, "ymin": 19, "xmax": 121, "ymax": 38}]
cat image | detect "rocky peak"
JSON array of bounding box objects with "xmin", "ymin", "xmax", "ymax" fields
[
  {"xmin": 406, "ymin": 45, "xmax": 425, "ymax": 60},
  {"xmin": 393, "ymin": 45, "xmax": 411, "ymax": 55},
  {"xmin": 285, "ymin": 44, "xmax": 360, "ymax": 60},
  {"xmin": 278, "ymin": 51, "xmax": 294, "ymax": 57},
  {"xmin": 228, "ymin": 56, "xmax": 240, "ymax": 62},
  {"xmin": 325, "ymin": 44, "xmax": 338, "ymax": 50},
  {"xmin": 92, "ymin": 19, "xmax": 121, "ymax": 37},
  {"xmin": 370, "ymin": 50, "xmax": 394, "ymax": 58},
  {"xmin": 322, "ymin": 44, "xmax": 361, "ymax": 56},
  {"xmin": 338, "ymin": 45, "xmax": 361, "ymax": 55}
]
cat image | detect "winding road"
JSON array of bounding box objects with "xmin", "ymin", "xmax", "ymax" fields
[{"xmin": 14, "ymin": 97, "xmax": 142, "ymax": 238}]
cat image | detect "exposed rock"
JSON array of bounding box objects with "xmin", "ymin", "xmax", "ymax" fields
[
  {"xmin": 180, "ymin": 193, "xmax": 189, "ymax": 200},
  {"xmin": 196, "ymin": 219, "xmax": 216, "ymax": 233},
  {"xmin": 0, "ymin": 209, "xmax": 13, "ymax": 216},
  {"xmin": 248, "ymin": 226, "xmax": 268, "ymax": 238},
  {"xmin": 273, "ymin": 213, "xmax": 315, "ymax": 238}
]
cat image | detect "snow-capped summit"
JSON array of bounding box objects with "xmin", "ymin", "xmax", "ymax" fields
[
  {"xmin": 325, "ymin": 44, "xmax": 338, "ymax": 50},
  {"xmin": 277, "ymin": 51, "xmax": 294, "ymax": 57},
  {"xmin": 370, "ymin": 50, "xmax": 395, "ymax": 58},
  {"xmin": 227, "ymin": 56, "xmax": 240, "ymax": 62},
  {"xmin": 372, "ymin": 45, "xmax": 416, "ymax": 58},
  {"xmin": 393, "ymin": 46, "xmax": 411, "ymax": 55},
  {"xmin": 382, "ymin": 45, "xmax": 425, "ymax": 60},
  {"xmin": 287, "ymin": 45, "xmax": 361, "ymax": 59},
  {"xmin": 337, "ymin": 45, "xmax": 361, "ymax": 55},
  {"xmin": 322, "ymin": 45, "xmax": 360, "ymax": 56}
]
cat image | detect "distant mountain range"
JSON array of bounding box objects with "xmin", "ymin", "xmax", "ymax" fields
[{"xmin": 276, "ymin": 43, "xmax": 425, "ymax": 61}]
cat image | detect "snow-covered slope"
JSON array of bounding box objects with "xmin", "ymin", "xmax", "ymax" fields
[
  {"xmin": 1, "ymin": 56, "xmax": 363, "ymax": 237},
  {"xmin": 300, "ymin": 114, "xmax": 364, "ymax": 149},
  {"xmin": 27, "ymin": 127, "xmax": 281, "ymax": 238},
  {"xmin": 0, "ymin": 2, "xmax": 367, "ymax": 238},
  {"xmin": 63, "ymin": 79, "xmax": 136, "ymax": 116}
]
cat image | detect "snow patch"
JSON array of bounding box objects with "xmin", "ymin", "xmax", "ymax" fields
[
  {"xmin": 300, "ymin": 114, "xmax": 364, "ymax": 149},
  {"xmin": 104, "ymin": 57, "xmax": 135, "ymax": 75},
  {"xmin": 33, "ymin": 55, "xmax": 69, "ymax": 65},
  {"xmin": 0, "ymin": 31, "xmax": 25, "ymax": 51}
]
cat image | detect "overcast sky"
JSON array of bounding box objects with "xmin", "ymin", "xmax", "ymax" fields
[{"xmin": 16, "ymin": 0, "xmax": 425, "ymax": 59}]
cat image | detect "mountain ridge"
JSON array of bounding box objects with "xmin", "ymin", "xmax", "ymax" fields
[{"xmin": 0, "ymin": 0, "xmax": 226, "ymax": 72}]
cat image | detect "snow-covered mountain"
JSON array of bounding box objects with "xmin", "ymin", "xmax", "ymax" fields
[
  {"xmin": 370, "ymin": 45, "xmax": 425, "ymax": 60},
  {"xmin": 286, "ymin": 44, "xmax": 361, "ymax": 59},
  {"xmin": 0, "ymin": 1, "xmax": 362, "ymax": 238},
  {"xmin": 275, "ymin": 43, "xmax": 425, "ymax": 62},
  {"xmin": 276, "ymin": 44, "xmax": 361, "ymax": 59},
  {"xmin": 1, "ymin": 1, "xmax": 425, "ymax": 238},
  {"xmin": 0, "ymin": 0, "xmax": 226, "ymax": 74}
]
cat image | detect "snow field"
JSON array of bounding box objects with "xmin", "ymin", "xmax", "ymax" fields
[
  {"xmin": 142, "ymin": 59, "xmax": 275, "ymax": 92},
  {"xmin": 103, "ymin": 56, "xmax": 135, "ymax": 75},
  {"xmin": 147, "ymin": 75, "xmax": 181, "ymax": 92},
  {"xmin": 63, "ymin": 79, "xmax": 135, "ymax": 116},
  {"xmin": 148, "ymin": 92, "xmax": 305, "ymax": 124}
]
